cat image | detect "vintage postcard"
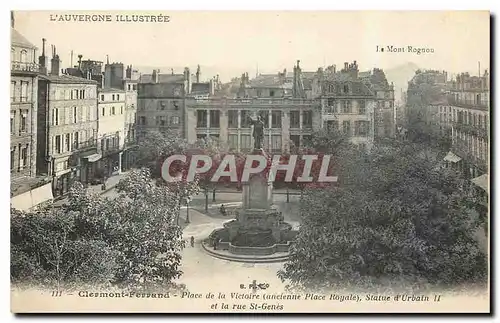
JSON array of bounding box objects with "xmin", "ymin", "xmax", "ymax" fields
[{"xmin": 10, "ymin": 10, "xmax": 490, "ymax": 313}]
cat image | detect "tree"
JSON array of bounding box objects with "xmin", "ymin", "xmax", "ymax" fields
[
  {"xmin": 68, "ymin": 169, "xmax": 189, "ymax": 290},
  {"xmin": 278, "ymin": 142, "xmax": 487, "ymax": 292},
  {"xmin": 11, "ymin": 207, "xmax": 118, "ymax": 290}
]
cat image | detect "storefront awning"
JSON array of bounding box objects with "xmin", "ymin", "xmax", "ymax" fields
[
  {"xmin": 11, "ymin": 182, "xmax": 53, "ymax": 211},
  {"xmin": 444, "ymin": 151, "xmax": 462, "ymax": 163},
  {"xmin": 471, "ymin": 174, "xmax": 488, "ymax": 192},
  {"xmin": 84, "ymin": 153, "xmax": 102, "ymax": 163}
]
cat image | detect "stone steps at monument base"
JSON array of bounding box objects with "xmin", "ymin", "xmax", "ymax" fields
[{"xmin": 201, "ymin": 243, "xmax": 289, "ymax": 264}]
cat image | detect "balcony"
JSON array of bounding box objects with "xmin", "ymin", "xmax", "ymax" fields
[
  {"xmin": 11, "ymin": 61, "xmax": 41, "ymax": 74},
  {"xmin": 447, "ymin": 97, "xmax": 489, "ymax": 111},
  {"xmin": 99, "ymin": 135, "xmax": 122, "ymax": 157}
]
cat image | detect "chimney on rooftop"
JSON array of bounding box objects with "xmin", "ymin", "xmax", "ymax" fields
[
  {"xmin": 39, "ymin": 38, "xmax": 47, "ymax": 74},
  {"xmin": 78, "ymin": 54, "xmax": 83, "ymax": 70},
  {"xmin": 50, "ymin": 45, "xmax": 61, "ymax": 76}
]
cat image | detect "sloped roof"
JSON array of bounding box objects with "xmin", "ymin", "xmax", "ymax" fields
[
  {"xmin": 11, "ymin": 28, "xmax": 36, "ymax": 48},
  {"xmin": 39, "ymin": 74, "xmax": 97, "ymax": 84},
  {"xmin": 323, "ymin": 73, "xmax": 374, "ymax": 96},
  {"xmin": 139, "ymin": 73, "xmax": 185, "ymax": 84},
  {"xmin": 249, "ymin": 74, "xmax": 284, "ymax": 88}
]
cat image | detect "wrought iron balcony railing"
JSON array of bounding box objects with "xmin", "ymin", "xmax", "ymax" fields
[{"xmin": 11, "ymin": 61, "xmax": 41, "ymax": 73}]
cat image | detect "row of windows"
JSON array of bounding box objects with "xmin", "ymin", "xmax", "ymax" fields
[
  {"xmin": 10, "ymin": 144, "xmax": 29, "ymax": 172},
  {"xmin": 325, "ymin": 120, "xmax": 371, "ymax": 136},
  {"xmin": 11, "ymin": 48, "xmax": 29, "ymax": 63},
  {"xmin": 102, "ymin": 105, "xmax": 124, "ymax": 117},
  {"xmin": 53, "ymin": 132, "xmax": 87, "ymax": 155},
  {"xmin": 196, "ymin": 110, "xmax": 313, "ymax": 129},
  {"xmin": 10, "ymin": 110, "xmax": 28, "ymax": 135},
  {"xmin": 453, "ymin": 130, "xmax": 488, "ymax": 161},
  {"xmin": 11, "ymin": 81, "xmax": 30, "ymax": 102},
  {"xmin": 455, "ymin": 110, "xmax": 488, "ymax": 128},
  {"xmin": 52, "ymin": 106, "xmax": 97, "ymax": 126},
  {"xmin": 126, "ymin": 84, "xmax": 137, "ymax": 91},
  {"xmin": 155, "ymin": 116, "xmax": 180, "ymax": 126},
  {"xmin": 100, "ymin": 93, "xmax": 123, "ymax": 102},
  {"xmin": 326, "ymin": 99, "xmax": 366, "ymax": 114}
]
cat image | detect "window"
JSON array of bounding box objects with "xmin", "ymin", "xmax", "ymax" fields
[
  {"xmin": 240, "ymin": 110, "xmax": 251, "ymax": 128},
  {"xmin": 240, "ymin": 134, "xmax": 251, "ymax": 151},
  {"xmin": 117, "ymin": 94, "xmax": 120, "ymax": 101},
  {"xmin": 328, "ymin": 84, "xmax": 335, "ymax": 93},
  {"xmin": 302, "ymin": 111, "xmax": 313, "ymax": 128},
  {"xmin": 290, "ymin": 111, "xmax": 300, "ymax": 128},
  {"xmin": 196, "ymin": 134, "xmax": 206, "ymax": 140},
  {"xmin": 389, "ymin": 101, "xmax": 394, "ymax": 108},
  {"xmin": 55, "ymin": 135, "xmax": 62, "ymax": 154},
  {"xmin": 271, "ymin": 135, "xmax": 281, "ymax": 152},
  {"xmin": 270, "ymin": 90, "xmax": 275, "ymax": 97},
  {"xmin": 228, "ymin": 134, "xmax": 238, "ymax": 150},
  {"xmin": 133, "ymin": 84, "xmax": 137, "ymax": 91},
  {"xmin": 342, "ymin": 100, "xmax": 351, "ymax": 113},
  {"xmin": 52, "ymin": 108, "xmax": 59, "ymax": 126},
  {"xmin": 256, "ymin": 90, "xmax": 262, "ymax": 97},
  {"xmin": 20, "ymin": 81, "xmax": 28, "ymax": 102},
  {"xmin": 20, "ymin": 111, "xmax": 27, "ymax": 132},
  {"xmin": 271, "ymin": 111, "xmax": 282, "ymax": 128},
  {"xmin": 11, "ymin": 48, "xmax": 15, "ymax": 63},
  {"xmin": 74, "ymin": 132, "xmax": 79, "ymax": 149},
  {"xmin": 197, "ymin": 110, "xmax": 208, "ymax": 128},
  {"xmin": 112, "ymin": 94, "xmax": 115, "ymax": 100},
  {"xmin": 73, "ymin": 107, "xmax": 77, "ymax": 123},
  {"xmin": 120, "ymin": 106, "xmax": 123, "ymax": 114},
  {"xmin": 10, "ymin": 149, "xmax": 15, "ymax": 171},
  {"xmin": 171, "ymin": 116, "xmax": 180, "ymax": 125},
  {"xmin": 10, "ymin": 81, "xmax": 16, "ymax": 102},
  {"xmin": 101, "ymin": 94, "xmax": 104, "ymax": 101},
  {"xmin": 102, "ymin": 107, "xmax": 105, "ymax": 116},
  {"xmin": 358, "ymin": 100, "xmax": 366, "ymax": 114},
  {"xmin": 139, "ymin": 116, "xmax": 146, "ymax": 125},
  {"xmin": 343, "ymin": 120, "xmax": 351, "ymax": 135},
  {"xmin": 355, "ymin": 121, "xmax": 369, "ymax": 136},
  {"xmin": 343, "ymin": 84, "xmax": 349, "ymax": 93},
  {"xmin": 290, "ymin": 135, "xmax": 300, "ymax": 149},
  {"xmin": 228, "ymin": 110, "xmax": 238, "ymax": 128},
  {"xmin": 173, "ymin": 101, "xmax": 179, "ymax": 110},
  {"xmin": 20, "ymin": 50, "xmax": 27, "ymax": 63},
  {"xmin": 128, "ymin": 84, "xmax": 131, "ymax": 91},
  {"xmin": 156, "ymin": 116, "xmax": 167, "ymax": 126},
  {"xmin": 112, "ymin": 106, "xmax": 116, "ymax": 115},
  {"xmin": 20, "ymin": 145, "xmax": 27, "ymax": 168},
  {"xmin": 65, "ymin": 134, "xmax": 71, "ymax": 152},
  {"xmin": 327, "ymin": 98, "xmax": 335, "ymax": 106},
  {"xmin": 210, "ymin": 110, "xmax": 220, "ymax": 128},
  {"xmin": 10, "ymin": 112, "xmax": 15, "ymax": 134}
]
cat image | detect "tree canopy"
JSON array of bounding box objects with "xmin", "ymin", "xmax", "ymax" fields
[{"xmin": 278, "ymin": 141, "xmax": 487, "ymax": 292}]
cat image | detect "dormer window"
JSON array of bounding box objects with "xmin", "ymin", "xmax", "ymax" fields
[
  {"xmin": 328, "ymin": 84, "xmax": 335, "ymax": 93},
  {"xmin": 343, "ymin": 84, "xmax": 349, "ymax": 94}
]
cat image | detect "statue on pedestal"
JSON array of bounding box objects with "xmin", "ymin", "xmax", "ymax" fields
[{"xmin": 249, "ymin": 116, "xmax": 265, "ymax": 150}]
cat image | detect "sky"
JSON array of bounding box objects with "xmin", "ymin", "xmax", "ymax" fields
[{"xmin": 13, "ymin": 10, "xmax": 490, "ymax": 82}]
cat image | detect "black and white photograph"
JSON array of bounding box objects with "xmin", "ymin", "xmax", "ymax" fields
[{"xmin": 9, "ymin": 10, "xmax": 490, "ymax": 313}]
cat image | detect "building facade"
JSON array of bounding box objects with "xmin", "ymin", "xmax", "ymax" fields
[
  {"xmin": 10, "ymin": 25, "xmax": 54, "ymax": 209},
  {"xmin": 316, "ymin": 62, "xmax": 378, "ymax": 150},
  {"xmin": 37, "ymin": 44, "xmax": 99, "ymax": 197},
  {"xmin": 446, "ymin": 71, "xmax": 489, "ymax": 180},
  {"xmin": 97, "ymin": 88, "xmax": 126, "ymax": 176}
]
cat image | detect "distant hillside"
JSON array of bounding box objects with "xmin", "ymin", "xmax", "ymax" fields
[{"xmin": 383, "ymin": 62, "xmax": 420, "ymax": 103}]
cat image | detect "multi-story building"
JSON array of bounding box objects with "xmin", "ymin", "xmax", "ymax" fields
[
  {"xmin": 186, "ymin": 61, "xmax": 321, "ymax": 152},
  {"xmin": 316, "ymin": 61, "xmax": 377, "ymax": 150},
  {"xmin": 97, "ymin": 87, "xmax": 126, "ymax": 176},
  {"xmin": 10, "ymin": 22, "xmax": 54, "ymax": 210},
  {"xmin": 37, "ymin": 44, "xmax": 99, "ymax": 197},
  {"xmin": 359, "ymin": 67, "xmax": 396, "ymax": 139},
  {"xmin": 122, "ymin": 66, "xmax": 138, "ymax": 169},
  {"xmin": 445, "ymin": 71, "xmax": 489, "ymax": 180},
  {"xmin": 137, "ymin": 67, "xmax": 213, "ymax": 139}
]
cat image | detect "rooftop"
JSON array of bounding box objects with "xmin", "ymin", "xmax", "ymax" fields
[
  {"xmin": 11, "ymin": 28, "xmax": 36, "ymax": 49},
  {"xmin": 99, "ymin": 87, "xmax": 126, "ymax": 93},
  {"xmin": 39, "ymin": 74, "xmax": 98, "ymax": 85}
]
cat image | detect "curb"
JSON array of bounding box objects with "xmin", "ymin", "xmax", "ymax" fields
[{"xmin": 201, "ymin": 242, "xmax": 290, "ymax": 264}]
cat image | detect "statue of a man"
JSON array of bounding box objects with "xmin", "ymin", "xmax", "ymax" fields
[{"xmin": 249, "ymin": 116, "xmax": 265, "ymax": 150}]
